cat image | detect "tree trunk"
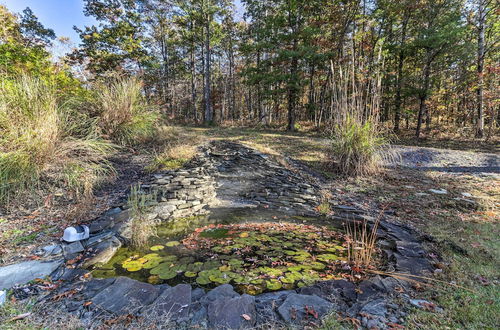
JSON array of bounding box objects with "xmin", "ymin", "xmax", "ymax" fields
[
  {"xmin": 416, "ymin": 52, "xmax": 432, "ymax": 139},
  {"xmin": 287, "ymin": 48, "xmax": 298, "ymax": 131},
  {"xmin": 190, "ymin": 23, "xmax": 197, "ymax": 121},
  {"xmin": 394, "ymin": 11, "xmax": 410, "ymax": 132},
  {"xmin": 204, "ymin": 18, "xmax": 213, "ymax": 123},
  {"xmin": 476, "ymin": 0, "xmax": 486, "ymax": 138}
]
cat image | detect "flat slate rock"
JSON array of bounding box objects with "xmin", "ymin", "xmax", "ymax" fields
[
  {"xmin": 91, "ymin": 277, "xmax": 159, "ymax": 315},
  {"xmin": 149, "ymin": 284, "xmax": 191, "ymax": 321},
  {"xmin": 208, "ymin": 294, "xmax": 256, "ymax": 329},
  {"xmin": 277, "ymin": 293, "xmax": 333, "ymax": 323},
  {"xmin": 201, "ymin": 284, "xmax": 239, "ymax": 304},
  {"xmin": 0, "ymin": 259, "xmax": 63, "ymax": 290}
]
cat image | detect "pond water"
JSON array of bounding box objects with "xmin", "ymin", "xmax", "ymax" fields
[{"xmin": 93, "ymin": 208, "xmax": 352, "ymax": 295}]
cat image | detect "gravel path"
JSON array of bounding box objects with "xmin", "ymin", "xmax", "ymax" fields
[{"xmin": 388, "ymin": 145, "xmax": 499, "ymax": 177}]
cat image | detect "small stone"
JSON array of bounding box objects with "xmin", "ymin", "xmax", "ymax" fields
[
  {"xmin": 409, "ymin": 299, "xmax": 443, "ymax": 312},
  {"xmin": 41, "ymin": 244, "xmax": 62, "ymax": 256},
  {"xmin": 153, "ymin": 203, "xmax": 177, "ymax": 215},
  {"xmin": 178, "ymin": 202, "xmax": 193, "ymax": 210},
  {"xmin": 429, "ymin": 188, "xmax": 448, "ymax": 195},
  {"xmin": 0, "ymin": 290, "xmax": 6, "ymax": 305},
  {"xmin": 360, "ymin": 298, "xmax": 387, "ymax": 317},
  {"xmin": 277, "ymin": 293, "xmax": 333, "ymax": 323},
  {"xmin": 62, "ymin": 241, "xmax": 85, "ymax": 258},
  {"xmin": 86, "ymin": 231, "xmax": 114, "ymax": 247}
]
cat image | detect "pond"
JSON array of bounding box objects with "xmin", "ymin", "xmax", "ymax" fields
[{"xmin": 92, "ymin": 208, "xmax": 352, "ymax": 295}]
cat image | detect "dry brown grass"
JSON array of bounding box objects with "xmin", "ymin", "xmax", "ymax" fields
[
  {"xmin": 127, "ymin": 185, "xmax": 158, "ymax": 250},
  {"xmin": 345, "ymin": 214, "xmax": 381, "ymax": 269},
  {"xmin": 146, "ymin": 126, "xmax": 203, "ymax": 172}
]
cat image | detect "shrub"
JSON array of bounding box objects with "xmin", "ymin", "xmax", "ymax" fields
[
  {"xmin": 0, "ymin": 75, "xmax": 114, "ymax": 204},
  {"xmin": 326, "ymin": 46, "xmax": 392, "ymax": 176},
  {"xmin": 91, "ymin": 76, "xmax": 159, "ymax": 145},
  {"xmin": 329, "ymin": 116, "xmax": 388, "ymax": 176}
]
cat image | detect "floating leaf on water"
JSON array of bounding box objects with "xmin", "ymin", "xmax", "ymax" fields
[
  {"xmin": 287, "ymin": 265, "xmax": 304, "ymax": 272},
  {"xmin": 209, "ymin": 273, "xmax": 232, "ymax": 284},
  {"xmin": 266, "ymin": 279, "xmax": 282, "ymax": 291},
  {"xmin": 150, "ymin": 262, "xmax": 175, "ymax": 275},
  {"xmin": 150, "ymin": 245, "xmax": 165, "ymax": 251},
  {"xmin": 308, "ymin": 261, "xmax": 327, "ymax": 270},
  {"xmin": 122, "ymin": 259, "xmax": 144, "ymax": 271},
  {"xmin": 316, "ymin": 254, "xmax": 339, "ymax": 262},
  {"xmin": 165, "ymin": 241, "xmax": 180, "ymax": 247},
  {"xmin": 239, "ymin": 232, "xmax": 249, "ymax": 238},
  {"xmin": 196, "ymin": 276, "xmax": 211, "ymax": 285},
  {"xmin": 219, "ymin": 265, "xmax": 231, "ymax": 272},
  {"xmin": 158, "ymin": 269, "xmax": 177, "ymax": 280},
  {"xmin": 184, "ymin": 271, "xmax": 197, "ymax": 278},
  {"xmin": 258, "ymin": 267, "xmax": 283, "ymax": 277},
  {"xmin": 147, "ymin": 275, "xmax": 161, "ymax": 284},
  {"xmin": 228, "ymin": 259, "xmax": 244, "ymax": 267}
]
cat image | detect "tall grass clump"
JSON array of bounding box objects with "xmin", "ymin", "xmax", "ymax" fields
[
  {"xmin": 92, "ymin": 76, "xmax": 160, "ymax": 146},
  {"xmin": 345, "ymin": 215, "xmax": 381, "ymax": 269},
  {"xmin": 0, "ymin": 75, "xmax": 114, "ymax": 204},
  {"xmin": 127, "ymin": 185, "xmax": 158, "ymax": 250},
  {"xmin": 327, "ymin": 48, "xmax": 392, "ymax": 176}
]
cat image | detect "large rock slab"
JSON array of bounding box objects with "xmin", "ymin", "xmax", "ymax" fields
[
  {"xmin": 277, "ymin": 293, "xmax": 333, "ymax": 323},
  {"xmin": 201, "ymin": 284, "xmax": 239, "ymax": 304},
  {"xmin": 148, "ymin": 284, "xmax": 191, "ymax": 321},
  {"xmin": 208, "ymin": 294, "xmax": 256, "ymax": 329},
  {"xmin": 91, "ymin": 277, "xmax": 159, "ymax": 315},
  {"xmin": 0, "ymin": 259, "xmax": 63, "ymax": 289}
]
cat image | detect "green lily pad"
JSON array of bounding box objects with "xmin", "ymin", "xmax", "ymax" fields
[
  {"xmin": 165, "ymin": 241, "xmax": 180, "ymax": 247},
  {"xmin": 150, "ymin": 262, "xmax": 175, "ymax": 275},
  {"xmin": 266, "ymin": 279, "xmax": 282, "ymax": 290},
  {"xmin": 184, "ymin": 271, "xmax": 197, "ymax": 278},
  {"xmin": 157, "ymin": 269, "xmax": 177, "ymax": 280},
  {"xmin": 196, "ymin": 276, "xmax": 211, "ymax": 285},
  {"xmin": 150, "ymin": 245, "xmax": 165, "ymax": 251},
  {"xmin": 316, "ymin": 254, "xmax": 339, "ymax": 262}
]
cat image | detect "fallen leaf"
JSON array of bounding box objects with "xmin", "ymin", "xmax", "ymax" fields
[
  {"xmin": 83, "ymin": 301, "xmax": 93, "ymax": 307},
  {"xmin": 241, "ymin": 314, "xmax": 251, "ymax": 321}
]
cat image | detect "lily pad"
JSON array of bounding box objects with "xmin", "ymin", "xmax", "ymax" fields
[
  {"xmin": 165, "ymin": 241, "xmax": 180, "ymax": 247},
  {"xmin": 316, "ymin": 254, "xmax": 339, "ymax": 262},
  {"xmin": 147, "ymin": 275, "xmax": 161, "ymax": 284},
  {"xmin": 150, "ymin": 245, "xmax": 165, "ymax": 251},
  {"xmin": 266, "ymin": 279, "xmax": 282, "ymax": 290}
]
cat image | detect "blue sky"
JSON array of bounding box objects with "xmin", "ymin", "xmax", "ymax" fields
[
  {"xmin": 1, "ymin": 0, "xmax": 96, "ymax": 46},
  {"xmin": 1, "ymin": 0, "xmax": 244, "ymax": 47}
]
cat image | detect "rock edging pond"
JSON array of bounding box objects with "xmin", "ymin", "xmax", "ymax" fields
[{"xmin": 0, "ymin": 140, "xmax": 436, "ymax": 329}]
